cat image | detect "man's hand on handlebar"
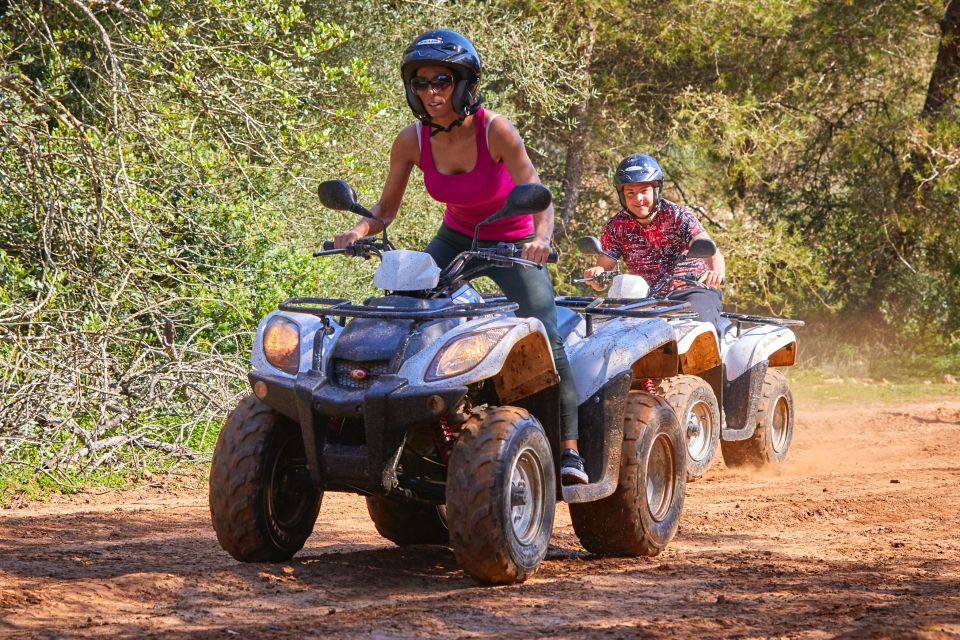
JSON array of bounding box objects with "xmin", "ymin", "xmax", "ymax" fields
[
  {"xmin": 521, "ymin": 237, "xmax": 553, "ymax": 265},
  {"xmin": 698, "ymin": 270, "xmax": 725, "ymax": 287},
  {"xmin": 581, "ymin": 266, "xmax": 608, "ymax": 291}
]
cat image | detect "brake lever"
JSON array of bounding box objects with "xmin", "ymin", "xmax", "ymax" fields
[{"xmin": 475, "ymin": 248, "xmax": 541, "ymax": 269}]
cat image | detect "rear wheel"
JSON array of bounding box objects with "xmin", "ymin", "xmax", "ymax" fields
[
  {"xmin": 721, "ymin": 369, "xmax": 794, "ymax": 468},
  {"xmin": 365, "ymin": 496, "xmax": 448, "ymax": 546},
  {"xmin": 446, "ymin": 406, "xmax": 556, "ymax": 584},
  {"xmin": 209, "ymin": 396, "xmax": 321, "ymax": 561},
  {"xmin": 659, "ymin": 375, "xmax": 721, "ymax": 481},
  {"xmin": 570, "ymin": 392, "xmax": 685, "ymax": 556}
]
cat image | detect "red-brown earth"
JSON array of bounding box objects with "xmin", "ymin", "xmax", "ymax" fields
[{"xmin": 2, "ymin": 398, "xmax": 959, "ymax": 639}]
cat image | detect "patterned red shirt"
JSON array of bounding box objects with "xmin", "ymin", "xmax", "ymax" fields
[{"xmin": 600, "ymin": 199, "xmax": 707, "ymax": 293}]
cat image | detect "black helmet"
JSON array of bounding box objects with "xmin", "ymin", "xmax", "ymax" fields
[
  {"xmin": 613, "ymin": 154, "xmax": 664, "ymax": 209},
  {"xmin": 400, "ymin": 29, "xmax": 482, "ymax": 121}
]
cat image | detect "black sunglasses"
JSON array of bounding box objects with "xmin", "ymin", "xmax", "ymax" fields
[{"xmin": 410, "ymin": 74, "xmax": 454, "ymax": 92}]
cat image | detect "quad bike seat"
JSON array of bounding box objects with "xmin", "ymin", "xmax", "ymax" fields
[
  {"xmin": 716, "ymin": 315, "xmax": 734, "ymax": 337},
  {"xmin": 557, "ymin": 306, "xmax": 581, "ymax": 340}
]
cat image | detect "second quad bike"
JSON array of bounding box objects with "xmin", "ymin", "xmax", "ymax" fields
[
  {"xmin": 575, "ymin": 236, "xmax": 804, "ymax": 481},
  {"xmin": 209, "ymin": 181, "xmax": 693, "ymax": 585}
]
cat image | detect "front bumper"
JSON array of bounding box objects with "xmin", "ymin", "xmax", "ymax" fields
[{"xmin": 248, "ymin": 370, "xmax": 467, "ymax": 494}]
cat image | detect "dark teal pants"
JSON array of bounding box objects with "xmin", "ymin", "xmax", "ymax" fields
[{"xmin": 425, "ymin": 225, "xmax": 579, "ymax": 441}]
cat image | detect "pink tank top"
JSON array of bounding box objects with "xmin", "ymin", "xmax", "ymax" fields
[{"xmin": 420, "ymin": 108, "xmax": 535, "ymax": 241}]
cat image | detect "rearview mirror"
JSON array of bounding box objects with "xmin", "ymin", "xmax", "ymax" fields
[
  {"xmin": 480, "ymin": 183, "xmax": 552, "ymax": 225},
  {"xmin": 317, "ymin": 180, "xmax": 359, "ymax": 212},
  {"xmin": 576, "ymin": 236, "xmax": 605, "ymax": 256},
  {"xmin": 688, "ymin": 238, "xmax": 717, "ymax": 259}
]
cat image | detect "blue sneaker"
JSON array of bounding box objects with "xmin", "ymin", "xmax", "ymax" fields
[{"xmin": 560, "ymin": 449, "xmax": 588, "ymax": 485}]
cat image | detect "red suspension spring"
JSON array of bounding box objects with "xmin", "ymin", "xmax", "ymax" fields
[
  {"xmin": 641, "ymin": 378, "xmax": 658, "ymax": 394},
  {"xmin": 433, "ymin": 417, "xmax": 455, "ymax": 464}
]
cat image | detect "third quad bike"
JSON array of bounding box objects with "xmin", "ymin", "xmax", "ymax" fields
[
  {"xmin": 575, "ymin": 236, "xmax": 804, "ymax": 480},
  {"xmin": 209, "ymin": 181, "xmax": 692, "ymax": 585}
]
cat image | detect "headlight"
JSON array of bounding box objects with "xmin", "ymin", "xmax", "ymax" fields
[
  {"xmin": 426, "ymin": 327, "xmax": 510, "ymax": 381},
  {"xmin": 263, "ymin": 316, "xmax": 300, "ymax": 374}
]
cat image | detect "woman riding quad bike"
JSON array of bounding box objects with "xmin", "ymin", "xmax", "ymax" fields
[
  {"xmin": 333, "ymin": 29, "xmax": 587, "ymax": 485},
  {"xmin": 208, "ymin": 38, "xmax": 694, "ymax": 585}
]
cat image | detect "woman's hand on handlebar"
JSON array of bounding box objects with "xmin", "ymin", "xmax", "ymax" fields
[
  {"xmin": 582, "ymin": 266, "xmax": 607, "ymax": 291},
  {"xmin": 698, "ymin": 270, "xmax": 725, "ymax": 287},
  {"xmin": 521, "ymin": 237, "xmax": 553, "ymax": 265},
  {"xmin": 334, "ymin": 229, "xmax": 362, "ymax": 250}
]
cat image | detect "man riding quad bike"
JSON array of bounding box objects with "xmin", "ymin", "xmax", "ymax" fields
[{"xmin": 579, "ymin": 154, "xmax": 803, "ymax": 480}]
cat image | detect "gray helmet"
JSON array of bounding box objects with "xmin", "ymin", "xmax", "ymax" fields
[
  {"xmin": 613, "ymin": 154, "xmax": 663, "ymax": 210},
  {"xmin": 400, "ymin": 29, "xmax": 482, "ymax": 122}
]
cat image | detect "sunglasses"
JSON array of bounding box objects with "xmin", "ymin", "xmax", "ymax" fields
[{"xmin": 410, "ymin": 74, "xmax": 454, "ymax": 93}]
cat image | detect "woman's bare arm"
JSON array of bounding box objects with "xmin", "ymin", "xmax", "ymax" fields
[
  {"xmin": 334, "ymin": 125, "xmax": 419, "ymax": 248},
  {"xmin": 487, "ymin": 113, "xmax": 554, "ymax": 264}
]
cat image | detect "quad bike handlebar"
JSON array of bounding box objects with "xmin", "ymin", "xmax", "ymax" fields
[
  {"xmin": 313, "ymin": 239, "xmax": 557, "ymax": 298},
  {"xmin": 437, "ymin": 243, "xmax": 557, "ymax": 291},
  {"xmin": 314, "ymin": 238, "xmax": 393, "ymax": 258},
  {"xmin": 574, "ymin": 271, "xmax": 617, "ymax": 285},
  {"xmin": 650, "ymin": 274, "xmax": 725, "ymax": 295},
  {"xmin": 315, "ymin": 240, "xmax": 557, "ymax": 266}
]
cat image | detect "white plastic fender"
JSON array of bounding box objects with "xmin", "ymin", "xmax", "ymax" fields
[
  {"xmin": 670, "ymin": 319, "xmax": 719, "ymax": 355},
  {"xmin": 721, "ymin": 324, "xmax": 798, "ymax": 382},
  {"xmin": 564, "ymin": 316, "xmax": 676, "ymax": 405},
  {"xmin": 251, "ymin": 310, "xmax": 343, "ymax": 377},
  {"xmin": 398, "ymin": 316, "xmax": 556, "ymax": 389}
]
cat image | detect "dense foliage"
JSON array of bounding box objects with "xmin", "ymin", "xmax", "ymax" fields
[{"xmin": 1, "ymin": 0, "xmax": 957, "ymax": 489}]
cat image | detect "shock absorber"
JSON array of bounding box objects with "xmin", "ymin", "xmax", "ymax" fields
[
  {"xmin": 641, "ymin": 378, "xmax": 658, "ymax": 394},
  {"xmin": 432, "ymin": 416, "xmax": 455, "ymax": 464}
]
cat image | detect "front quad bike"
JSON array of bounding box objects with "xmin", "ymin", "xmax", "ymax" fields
[
  {"xmin": 210, "ymin": 181, "xmax": 687, "ymax": 584},
  {"xmin": 576, "ymin": 236, "xmax": 803, "ymax": 478}
]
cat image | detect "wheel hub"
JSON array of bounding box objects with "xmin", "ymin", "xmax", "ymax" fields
[
  {"xmin": 771, "ymin": 395, "xmax": 790, "ymax": 452},
  {"xmin": 646, "ymin": 433, "xmax": 676, "ymax": 522},
  {"xmin": 509, "ymin": 448, "xmax": 545, "ymax": 545},
  {"xmin": 685, "ymin": 400, "xmax": 712, "ymax": 462},
  {"xmin": 268, "ymin": 436, "xmax": 312, "ymax": 531}
]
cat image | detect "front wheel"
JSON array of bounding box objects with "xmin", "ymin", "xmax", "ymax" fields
[
  {"xmin": 209, "ymin": 395, "xmax": 322, "ymax": 562},
  {"xmin": 570, "ymin": 392, "xmax": 686, "ymax": 556},
  {"xmin": 446, "ymin": 406, "xmax": 556, "ymax": 585},
  {"xmin": 721, "ymin": 368, "xmax": 794, "ymax": 468},
  {"xmin": 659, "ymin": 375, "xmax": 721, "ymax": 481}
]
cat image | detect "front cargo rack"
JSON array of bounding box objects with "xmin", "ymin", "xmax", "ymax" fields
[
  {"xmin": 551, "ymin": 296, "xmax": 695, "ymax": 336},
  {"xmin": 278, "ymin": 296, "xmax": 519, "ymax": 320},
  {"xmin": 481, "ymin": 293, "xmax": 692, "ymax": 318}
]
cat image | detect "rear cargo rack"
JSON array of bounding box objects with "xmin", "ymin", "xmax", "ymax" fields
[
  {"xmin": 278, "ymin": 297, "xmax": 518, "ymax": 320},
  {"xmin": 721, "ymin": 312, "xmax": 805, "ymax": 327}
]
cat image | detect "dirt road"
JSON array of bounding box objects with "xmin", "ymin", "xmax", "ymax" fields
[{"xmin": 2, "ymin": 397, "xmax": 959, "ymax": 639}]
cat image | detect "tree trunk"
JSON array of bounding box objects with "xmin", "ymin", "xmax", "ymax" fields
[
  {"xmin": 558, "ymin": 10, "xmax": 596, "ymax": 223},
  {"xmin": 897, "ymin": 0, "xmax": 960, "ymax": 201},
  {"xmin": 870, "ymin": 0, "xmax": 960, "ymax": 299},
  {"xmin": 922, "ymin": 0, "xmax": 960, "ymax": 118}
]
